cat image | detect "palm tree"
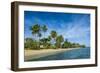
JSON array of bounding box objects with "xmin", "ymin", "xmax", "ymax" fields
[
  {"xmin": 30, "ymin": 24, "xmax": 41, "ymax": 48},
  {"xmin": 51, "ymin": 31, "xmax": 57, "ymax": 38},
  {"xmin": 48, "ymin": 36, "xmax": 51, "ymax": 42},
  {"xmin": 38, "ymin": 33, "xmax": 42, "ymax": 40},
  {"xmin": 42, "ymin": 25, "xmax": 47, "ymax": 48},
  {"xmin": 38, "ymin": 33, "xmax": 42, "ymax": 48},
  {"xmin": 42, "ymin": 25, "xmax": 47, "ymax": 38},
  {"xmin": 50, "ymin": 30, "xmax": 57, "ymax": 45},
  {"xmin": 30, "ymin": 24, "xmax": 40, "ymax": 39},
  {"xmin": 62, "ymin": 41, "xmax": 70, "ymax": 48},
  {"xmin": 56, "ymin": 35, "xmax": 64, "ymax": 48}
]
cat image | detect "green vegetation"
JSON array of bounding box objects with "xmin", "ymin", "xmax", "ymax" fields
[
  {"xmin": 25, "ymin": 24, "xmax": 86, "ymax": 50},
  {"xmin": 55, "ymin": 35, "xmax": 64, "ymax": 48}
]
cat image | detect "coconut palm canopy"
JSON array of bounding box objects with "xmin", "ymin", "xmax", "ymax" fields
[{"xmin": 24, "ymin": 11, "xmax": 90, "ymax": 47}]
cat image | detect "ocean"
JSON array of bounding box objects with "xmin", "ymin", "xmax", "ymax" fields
[{"xmin": 28, "ymin": 48, "xmax": 90, "ymax": 61}]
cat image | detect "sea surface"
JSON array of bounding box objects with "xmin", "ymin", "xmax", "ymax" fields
[{"xmin": 28, "ymin": 48, "xmax": 90, "ymax": 61}]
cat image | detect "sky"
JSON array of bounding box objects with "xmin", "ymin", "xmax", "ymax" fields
[{"xmin": 24, "ymin": 11, "xmax": 90, "ymax": 47}]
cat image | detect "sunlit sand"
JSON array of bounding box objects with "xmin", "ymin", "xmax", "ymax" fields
[{"xmin": 24, "ymin": 48, "xmax": 81, "ymax": 61}]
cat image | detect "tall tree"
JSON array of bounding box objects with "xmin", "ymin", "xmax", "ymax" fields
[
  {"xmin": 56, "ymin": 35, "xmax": 64, "ymax": 48},
  {"xmin": 30, "ymin": 24, "xmax": 41, "ymax": 48},
  {"xmin": 51, "ymin": 31, "xmax": 57, "ymax": 38},
  {"xmin": 38, "ymin": 33, "xmax": 42, "ymax": 48},
  {"xmin": 48, "ymin": 36, "xmax": 51, "ymax": 42},
  {"xmin": 38, "ymin": 33, "xmax": 42, "ymax": 40},
  {"xmin": 42, "ymin": 25, "xmax": 47, "ymax": 48},
  {"xmin": 42, "ymin": 25, "xmax": 47, "ymax": 38},
  {"xmin": 50, "ymin": 30, "xmax": 57, "ymax": 45},
  {"xmin": 30, "ymin": 24, "xmax": 40, "ymax": 39}
]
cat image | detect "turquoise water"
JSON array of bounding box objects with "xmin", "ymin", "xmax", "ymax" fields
[{"xmin": 28, "ymin": 48, "xmax": 90, "ymax": 61}]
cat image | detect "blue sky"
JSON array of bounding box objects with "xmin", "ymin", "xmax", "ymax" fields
[{"xmin": 24, "ymin": 11, "xmax": 90, "ymax": 46}]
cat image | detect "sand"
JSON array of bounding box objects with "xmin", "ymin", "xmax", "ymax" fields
[{"xmin": 24, "ymin": 48, "xmax": 80, "ymax": 61}]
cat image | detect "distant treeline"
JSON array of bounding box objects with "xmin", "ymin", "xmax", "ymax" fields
[{"xmin": 24, "ymin": 24, "xmax": 86, "ymax": 50}]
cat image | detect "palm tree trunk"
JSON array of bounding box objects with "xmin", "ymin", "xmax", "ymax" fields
[
  {"xmin": 43, "ymin": 32, "xmax": 45, "ymax": 48},
  {"xmin": 39, "ymin": 37, "xmax": 40, "ymax": 48},
  {"xmin": 35, "ymin": 34, "xmax": 37, "ymax": 49}
]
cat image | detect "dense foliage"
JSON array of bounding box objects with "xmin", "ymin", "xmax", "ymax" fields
[{"xmin": 25, "ymin": 24, "xmax": 86, "ymax": 50}]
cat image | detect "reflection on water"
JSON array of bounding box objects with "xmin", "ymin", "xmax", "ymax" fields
[{"xmin": 28, "ymin": 48, "xmax": 90, "ymax": 61}]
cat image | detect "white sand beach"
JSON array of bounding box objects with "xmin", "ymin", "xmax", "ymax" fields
[{"xmin": 24, "ymin": 48, "xmax": 81, "ymax": 61}]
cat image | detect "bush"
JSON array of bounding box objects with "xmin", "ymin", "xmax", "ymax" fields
[{"xmin": 24, "ymin": 38, "xmax": 40, "ymax": 50}]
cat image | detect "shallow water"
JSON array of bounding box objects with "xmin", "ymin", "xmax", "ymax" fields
[{"xmin": 28, "ymin": 48, "xmax": 90, "ymax": 61}]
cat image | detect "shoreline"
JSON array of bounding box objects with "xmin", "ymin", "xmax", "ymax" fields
[{"xmin": 24, "ymin": 48, "xmax": 81, "ymax": 61}]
